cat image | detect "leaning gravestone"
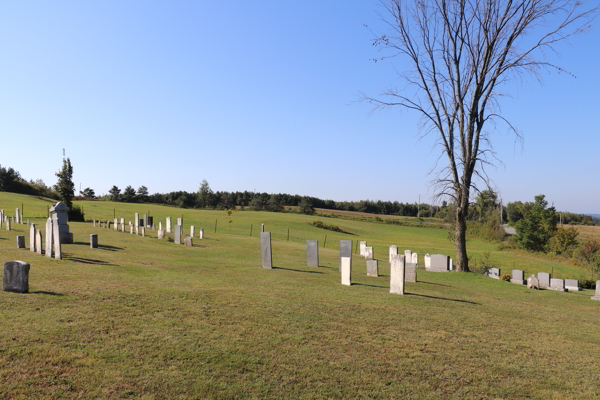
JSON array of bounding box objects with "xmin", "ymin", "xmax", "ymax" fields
[
  {"xmin": 360, "ymin": 241, "xmax": 367, "ymax": 257},
  {"xmin": 565, "ymin": 279, "xmax": 580, "ymax": 291},
  {"xmin": 485, "ymin": 267, "xmax": 500, "ymax": 279},
  {"xmin": 3, "ymin": 261, "xmax": 30, "ymax": 293},
  {"xmin": 341, "ymin": 256, "xmax": 352, "ymax": 286},
  {"xmin": 175, "ymin": 225, "xmax": 182, "ymax": 244},
  {"xmin": 548, "ymin": 279, "xmax": 566, "ymax": 292},
  {"xmin": 184, "ymin": 237, "xmax": 193, "ymax": 247},
  {"xmin": 307, "ymin": 240, "xmax": 319, "ymax": 268},
  {"xmin": 36, "ymin": 231, "xmax": 42, "ymax": 255},
  {"xmin": 511, "ymin": 269, "xmax": 525, "ymax": 285},
  {"xmin": 340, "ymin": 240, "xmax": 353, "ymax": 271},
  {"xmin": 29, "ymin": 224, "xmax": 37, "ymax": 252},
  {"xmin": 390, "ymin": 254, "xmax": 405, "ymax": 295},
  {"xmin": 367, "ymin": 260, "xmax": 378, "ymax": 277},
  {"xmin": 364, "ymin": 247, "xmax": 374, "ymax": 260},
  {"xmin": 16, "ymin": 236, "xmax": 25, "ymax": 249},
  {"xmin": 260, "ymin": 232, "xmax": 272, "ymax": 269},
  {"xmin": 405, "ymin": 263, "xmax": 417, "ymax": 283},
  {"xmin": 428, "ymin": 254, "xmax": 449, "ymax": 272},
  {"xmin": 90, "ymin": 234, "xmax": 98, "ymax": 249},
  {"xmin": 591, "ymin": 282, "xmax": 600, "ymax": 301},
  {"xmin": 538, "ymin": 272, "xmax": 551, "ymax": 288},
  {"xmin": 388, "ymin": 245, "xmax": 397, "ymax": 263},
  {"xmin": 527, "ymin": 275, "xmax": 539, "ymax": 289}
]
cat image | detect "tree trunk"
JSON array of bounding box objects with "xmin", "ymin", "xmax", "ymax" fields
[{"xmin": 455, "ymin": 198, "xmax": 470, "ymax": 272}]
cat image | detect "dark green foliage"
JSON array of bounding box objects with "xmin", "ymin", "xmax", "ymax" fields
[
  {"xmin": 121, "ymin": 186, "xmax": 136, "ymax": 203},
  {"xmin": 137, "ymin": 186, "xmax": 149, "ymax": 203},
  {"xmin": 68, "ymin": 204, "xmax": 85, "ymax": 222},
  {"xmin": 54, "ymin": 158, "xmax": 75, "ymax": 209},
  {"xmin": 515, "ymin": 195, "xmax": 557, "ymax": 252},
  {"xmin": 80, "ymin": 187, "xmax": 96, "ymax": 198},
  {"xmin": 108, "ymin": 185, "xmax": 121, "ymax": 202},
  {"xmin": 310, "ymin": 221, "xmax": 352, "ymax": 234}
]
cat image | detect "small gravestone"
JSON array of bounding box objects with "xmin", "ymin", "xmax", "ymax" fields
[
  {"xmin": 199, "ymin": 229, "xmax": 204, "ymax": 239},
  {"xmin": 367, "ymin": 260, "xmax": 378, "ymax": 277},
  {"xmin": 121, "ymin": 223, "xmax": 125, "ymax": 232},
  {"xmin": 184, "ymin": 237, "xmax": 193, "ymax": 247},
  {"xmin": 390, "ymin": 254, "xmax": 405, "ymax": 295},
  {"xmin": 591, "ymin": 281, "xmax": 600, "ymax": 301},
  {"xmin": 139, "ymin": 218, "xmax": 144, "ymax": 227},
  {"xmin": 15, "ymin": 208, "xmax": 20, "ymax": 224},
  {"xmin": 114, "ymin": 219, "xmax": 118, "ymax": 230},
  {"xmin": 404, "ymin": 250, "xmax": 412, "ymax": 263},
  {"xmin": 388, "ymin": 245, "xmax": 397, "ymax": 263},
  {"xmin": 538, "ymin": 272, "xmax": 551, "ymax": 288},
  {"xmin": 190, "ymin": 226, "xmax": 196, "ymax": 238},
  {"xmin": 411, "ymin": 253, "xmax": 418, "ymax": 266},
  {"xmin": 307, "ymin": 240, "xmax": 319, "ymax": 267},
  {"xmin": 36, "ymin": 231, "xmax": 42, "ymax": 255},
  {"xmin": 5, "ymin": 218, "xmax": 10, "ymax": 231},
  {"xmin": 175, "ymin": 225, "xmax": 182, "ymax": 244},
  {"xmin": 359, "ymin": 241, "xmax": 367, "ymax": 256},
  {"xmin": 147, "ymin": 216, "xmax": 153, "ymax": 228},
  {"xmin": 364, "ymin": 247, "xmax": 374, "ymax": 260},
  {"xmin": 93, "ymin": 219, "xmax": 96, "ymax": 227},
  {"xmin": 159, "ymin": 222, "xmax": 162, "ymax": 231},
  {"xmin": 130, "ymin": 225, "xmax": 134, "ymax": 234},
  {"xmin": 341, "ymin": 256, "xmax": 352, "ymax": 286},
  {"xmin": 424, "ymin": 254, "xmax": 431, "ymax": 269},
  {"xmin": 428, "ymin": 254, "xmax": 449, "ymax": 272},
  {"xmin": 511, "ymin": 269, "xmax": 525, "ymax": 285},
  {"xmin": 527, "ymin": 275, "xmax": 540, "ymax": 290},
  {"xmin": 565, "ymin": 279, "xmax": 580, "ymax": 291},
  {"xmin": 16, "ymin": 235, "xmax": 25, "ymax": 248},
  {"xmin": 141, "ymin": 227, "xmax": 145, "ymax": 237},
  {"xmin": 405, "ymin": 263, "xmax": 417, "ymax": 283},
  {"xmin": 485, "ymin": 267, "xmax": 500, "ymax": 279},
  {"xmin": 158, "ymin": 230, "xmax": 165, "ymax": 239},
  {"xmin": 3, "ymin": 261, "xmax": 30, "ymax": 293},
  {"xmin": 90, "ymin": 234, "xmax": 98, "ymax": 248},
  {"xmin": 340, "ymin": 240, "xmax": 353, "ymax": 270},
  {"xmin": 29, "ymin": 224, "xmax": 37, "ymax": 252},
  {"xmin": 45, "ymin": 218, "xmax": 53, "ymax": 258},
  {"xmin": 548, "ymin": 278, "xmax": 566, "ymax": 292},
  {"xmin": 260, "ymin": 232, "xmax": 272, "ymax": 269}
]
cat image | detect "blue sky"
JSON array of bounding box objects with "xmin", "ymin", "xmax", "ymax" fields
[{"xmin": 1, "ymin": 1, "xmax": 598, "ymax": 213}]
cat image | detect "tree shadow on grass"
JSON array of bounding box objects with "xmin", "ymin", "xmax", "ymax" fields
[
  {"xmin": 417, "ymin": 281, "xmax": 451, "ymax": 288},
  {"xmin": 70, "ymin": 243, "xmax": 124, "ymax": 251},
  {"xmin": 406, "ymin": 293, "xmax": 480, "ymax": 305},
  {"xmin": 62, "ymin": 253, "xmax": 117, "ymax": 266},
  {"xmin": 31, "ymin": 291, "xmax": 66, "ymax": 296},
  {"xmin": 274, "ymin": 267, "xmax": 325, "ymax": 274}
]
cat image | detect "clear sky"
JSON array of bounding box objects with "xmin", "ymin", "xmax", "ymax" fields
[{"xmin": 1, "ymin": 1, "xmax": 598, "ymax": 213}]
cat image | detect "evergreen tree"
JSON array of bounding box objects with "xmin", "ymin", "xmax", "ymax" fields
[
  {"xmin": 515, "ymin": 195, "xmax": 557, "ymax": 252},
  {"xmin": 122, "ymin": 185, "xmax": 136, "ymax": 203},
  {"xmin": 137, "ymin": 185, "xmax": 149, "ymax": 203},
  {"xmin": 54, "ymin": 157, "xmax": 75, "ymax": 208},
  {"xmin": 108, "ymin": 186, "xmax": 121, "ymax": 202}
]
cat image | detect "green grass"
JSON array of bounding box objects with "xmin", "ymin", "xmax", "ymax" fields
[{"xmin": 1, "ymin": 193, "xmax": 599, "ymax": 399}]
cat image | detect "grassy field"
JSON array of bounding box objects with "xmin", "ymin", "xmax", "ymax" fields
[{"xmin": 1, "ymin": 193, "xmax": 599, "ymax": 399}]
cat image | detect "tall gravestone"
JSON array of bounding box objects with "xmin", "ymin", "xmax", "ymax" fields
[
  {"xmin": 390, "ymin": 254, "xmax": 405, "ymax": 295},
  {"xmin": 367, "ymin": 260, "xmax": 378, "ymax": 277},
  {"xmin": 260, "ymin": 232, "xmax": 272, "ymax": 269},
  {"xmin": 45, "ymin": 217, "xmax": 53, "ymax": 258},
  {"xmin": 52, "ymin": 215, "xmax": 61, "ymax": 260},
  {"xmin": 50, "ymin": 202, "xmax": 72, "ymax": 244},
  {"xmin": 175, "ymin": 225, "xmax": 182, "ymax": 244},
  {"xmin": 190, "ymin": 226, "xmax": 196, "ymax": 238},
  {"xmin": 5, "ymin": 218, "xmax": 10, "ymax": 231},
  {"xmin": 360, "ymin": 241, "xmax": 367, "ymax": 256},
  {"xmin": 147, "ymin": 216, "xmax": 153, "ymax": 228},
  {"xmin": 341, "ymin": 256, "xmax": 352, "ymax": 286},
  {"xmin": 29, "ymin": 224, "xmax": 36, "ymax": 252},
  {"xmin": 538, "ymin": 272, "xmax": 551, "ymax": 288},
  {"xmin": 307, "ymin": 240, "xmax": 319, "ymax": 268},
  {"xmin": 135, "ymin": 213, "xmax": 139, "ymax": 227},
  {"xmin": 166, "ymin": 217, "xmax": 172, "ymax": 233},
  {"xmin": 388, "ymin": 245, "xmax": 397, "ymax": 263},
  {"xmin": 15, "ymin": 208, "xmax": 20, "ymax": 224},
  {"xmin": 340, "ymin": 240, "xmax": 353, "ymax": 271},
  {"xmin": 591, "ymin": 282, "xmax": 600, "ymax": 301},
  {"xmin": 159, "ymin": 222, "xmax": 162, "ymax": 231},
  {"xmin": 4, "ymin": 261, "xmax": 30, "ymax": 293},
  {"xmin": 260, "ymin": 223, "xmax": 265, "ymax": 233},
  {"xmin": 511, "ymin": 270, "xmax": 525, "ymax": 285},
  {"xmin": 114, "ymin": 218, "xmax": 118, "ymax": 230},
  {"xmin": 16, "ymin": 236, "xmax": 25, "ymax": 248},
  {"xmin": 199, "ymin": 229, "xmax": 204, "ymax": 239},
  {"xmin": 364, "ymin": 247, "xmax": 374, "ymax": 260},
  {"xmin": 404, "ymin": 250, "xmax": 412, "ymax": 263},
  {"xmin": 424, "ymin": 254, "xmax": 431, "ymax": 269},
  {"xmin": 36, "ymin": 231, "xmax": 42, "ymax": 255}
]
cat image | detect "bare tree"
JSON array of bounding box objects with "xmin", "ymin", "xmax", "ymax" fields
[{"xmin": 364, "ymin": 0, "xmax": 598, "ymax": 271}]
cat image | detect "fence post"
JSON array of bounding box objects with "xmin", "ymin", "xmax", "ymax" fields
[
  {"xmin": 250, "ymin": 224, "xmax": 252, "ymax": 237},
  {"xmin": 214, "ymin": 219, "xmax": 217, "ymax": 233},
  {"xmin": 324, "ymin": 234, "xmax": 327, "ymax": 248},
  {"xmin": 287, "ymin": 228, "xmax": 289, "ymax": 241}
]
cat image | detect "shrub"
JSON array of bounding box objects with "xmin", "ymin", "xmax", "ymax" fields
[
  {"xmin": 549, "ymin": 227, "xmax": 579, "ymax": 255},
  {"xmin": 68, "ymin": 204, "xmax": 85, "ymax": 222},
  {"xmin": 500, "ymin": 274, "xmax": 511, "ymax": 281},
  {"xmin": 310, "ymin": 221, "xmax": 352, "ymax": 234}
]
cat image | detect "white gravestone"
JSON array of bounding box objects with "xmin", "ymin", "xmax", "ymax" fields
[
  {"xmin": 364, "ymin": 247, "xmax": 374, "ymax": 260},
  {"xmin": 359, "ymin": 241, "xmax": 367, "ymax": 257},
  {"xmin": 388, "ymin": 245, "xmax": 397, "ymax": 263},
  {"xmin": 45, "ymin": 218, "xmax": 53, "ymax": 258},
  {"xmin": 390, "ymin": 254, "xmax": 405, "ymax": 295},
  {"xmin": 412, "ymin": 253, "xmax": 418, "ymax": 266},
  {"xmin": 591, "ymin": 281, "xmax": 600, "ymax": 301},
  {"xmin": 341, "ymin": 257, "xmax": 352, "ymax": 286},
  {"xmin": 29, "ymin": 224, "xmax": 36, "ymax": 252}
]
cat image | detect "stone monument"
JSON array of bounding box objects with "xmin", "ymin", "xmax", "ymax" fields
[
  {"xmin": 511, "ymin": 269, "xmax": 525, "ymax": 285},
  {"xmin": 307, "ymin": 240, "xmax": 319, "ymax": 267},
  {"xmin": 3, "ymin": 261, "xmax": 30, "ymax": 293},
  {"xmin": 390, "ymin": 254, "xmax": 405, "ymax": 295},
  {"xmin": 49, "ymin": 202, "xmax": 73, "ymax": 244},
  {"xmin": 367, "ymin": 260, "xmax": 378, "ymax": 277},
  {"xmin": 341, "ymin": 256, "xmax": 351, "ymax": 286},
  {"xmin": 260, "ymin": 232, "xmax": 272, "ymax": 269}
]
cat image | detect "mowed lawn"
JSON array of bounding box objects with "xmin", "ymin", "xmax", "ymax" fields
[{"xmin": 1, "ymin": 193, "xmax": 599, "ymax": 399}]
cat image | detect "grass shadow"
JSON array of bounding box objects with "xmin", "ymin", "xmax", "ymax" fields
[
  {"xmin": 31, "ymin": 291, "xmax": 66, "ymax": 296},
  {"xmin": 406, "ymin": 293, "xmax": 480, "ymax": 305},
  {"xmin": 353, "ymin": 282, "xmax": 386, "ymax": 289},
  {"xmin": 274, "ymin": 267, "xmax": 325, "ymax": 274},
  {"xmin": 62, "ymin": 253, "xmax": 118, "ymax": 266},
  {"xmin": 418, "ymin": 281, "xmax": 451, "ymax": 288},
  {"xmin": 71, "ymin": 243, "xmax": 124, "ymax": 251}
]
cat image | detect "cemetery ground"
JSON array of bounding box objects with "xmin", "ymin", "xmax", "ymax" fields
[{"xmin": 1, "ymin": 193, "xmax": 599, "ymax": 399}]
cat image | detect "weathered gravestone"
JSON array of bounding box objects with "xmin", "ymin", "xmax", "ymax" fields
[
  {"xmin": 565, "ymin": 279, "xmax": 581, "ymax": 291},
  {"xmin": 16, "ymin": 236, "xmax": 25, "ymax": 248},
  {"xmin": 388, "ymin": 245, "xmax": 397, "ymax": 263},
  {"xmin": 45, "ymin": 218, "xmax": 53, "ymax": 258},
  {"xmin": 405, "ymin": 263, "xmax": 417, "ymax": 283},
  {"xmin": 5, "ymin": 218, "xmax": 10, "ymax": 231},
  {"xmin": 3, "ymin": 261, "xmax": 30, "ymax": 293},
  {"xmin": 130, "ymin": 225, "xmax": 134, "ymax": 234},
  {"xmin": 359, "ymin": 241, "xmax": 367, "ymax": 257},
  {"xmin": 199, "ymin": 229, "xmax": 204, "ymax": 239},
  {"xmin": 36, "ymin": 231, "xmax": 42, "ymax": 255},
  {"xmin": 341, "ymin": 256, "xmax": 352, "ymax": 286},
  {"xmin": 135, "ymin": 213, "xmax": 139, "ymax": 227},
  {"xmin": 367, "ymin": 260, "xmax": 379, "ymax": 277},
  {"xmin": 184, "ymin": 237, "xmax": 193, "ymax": 247},
  {"xmin": 121, "ymin": 223, "xmax": 125, "ymax": 233},
  {"xmin": 591, "ymin": 282, "xmax": 600, "ymax": 301},
  {"xmin": 485, "ymin": 267, "xmax": 500, "ymax": 279},
  {"xmin": 114, "ymin": 219, "xmax": 118, "ymax": 230},
  {"xmin": 538, "ymin": 272, "xmax": 551, "ymax": 288},
  {"xmin": 93, "ymin": 219, "xmax": 96, "ymax": 227},
  {"xmin": 175, "ymin": 225, "xmax": 182, "ymax": 244},
  {"xmin": 428, "ymin": 254, "xmax": 449, "ymax": 272},
  {"xmin": 527, "ymin": 275, "xmax": 540, "ymax": 290},
  {"xmin": 364, "ymin": 247, "xmax": 374, "ymax": 260},
  {"xmin": 141, "ymin": 227, "xmax": 145, "ymax": 237},
  {"xmin": 411, "ymin": 253, "xmax": 418, "ymax": 266},
  {"xmin": 340, "ymin": 240, "xmax": 353, "ymax": 271},
  {"xmin": 29, "ymin": 224, "xmax": 36, "ymax": 252},
  {"xmin": 190, "ymin": 226, "xmax": 196, "ymax": 238},
  {"xmin": 15, "ymin": 208, "xmax": 20, "ymax": 224},
  {"xmin": 158, "ymin": 230, "xmax": 165, "ymax": 239},
  {"xmin": 260, "ymin": 232, "xmax": 272, "ymax": 269},
  {"xmin": 424, "ymin": 254, "xmax": 431, "ymax": 269},
  {"xmin": 404, "ymin": 250, "xmax": 412, "ymax": 264},
  {"xmin": 511, "ymin": 269, "xmax": 525, "ymax": 285},
  {"xmin": 260, "ymin": 223, "xmax": 265, "ymax": 233},
  {"xmin": 159, "ymin": 222, "xmax": 162, "ymax": 231},
  {"xmin": 52, "ymin": 216, "xmax": 61, "ymax": 260},
  {"xmin": 548, "ymin": 279, "xmax": 566, "ymax": 292},
  {"xmin": 307, "ymin": 240, "xmax": 319, "ymax": 267},
  {"xmin": 143, "ymin": 214, "xmax": 148, "ymax": 228},
  {"xmin": 166, "ymin": 217, "xmax": 172, "ymax": 233},
  {"xmin": 50, "ymin": 202, "xmax": 72, "ymax": 244},
  {"xmin": 390, "ymin": 254, "xmax": 405, "ymax": 295},
  {"xmin": 90, "ymin": 234, "xmax": 98, "ymax": 249}
]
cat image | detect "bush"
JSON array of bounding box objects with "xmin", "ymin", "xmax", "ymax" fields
[
  {"xmin": 549, "ymin": 227, "xmax": 579, "ymax": 255},
  {"xmin": 500, "ymin": 274, "xmax": 511, "ymax": 281},
  {"xmin": 68, "ymin": 204, "xmax": 85, "ymax": 222},
  {"xmin": 310, "ymin": 221, "xmax": 352, "ymax": 234}
]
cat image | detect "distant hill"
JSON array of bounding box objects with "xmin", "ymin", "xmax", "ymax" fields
[{"xmin": 587, "ymin": 214, "xmax": 600, "ymax": 219}]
